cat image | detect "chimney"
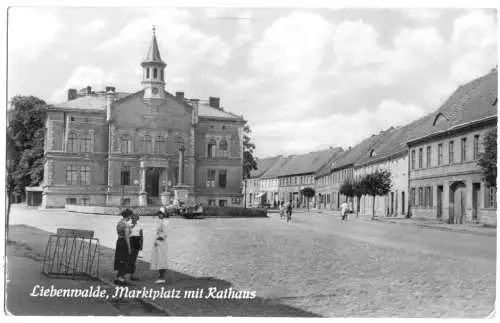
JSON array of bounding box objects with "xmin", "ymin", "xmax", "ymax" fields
[
  {"xmin": 348, "ymin": 146, "xmax": 352, "ymax": 150},
  {"xmin": 86, "ymin": 86, "xmax": 92, "ymax": 96},
  {"xmin": 191, "ymin": 99, "xmax": 199, "ymax": 125},
  {"xmin": 106, "ymin": 86, "xmax": 116, "ymax": 122},
  {"xmin": 175, "ymin": 92, "xmax": 185, "ymax": 101},
  {"xmin": 209, "ymin": 97, "xmax": 220, "ymax": 109},
  {"xmin": 67, "ymin": 89, "xmax": 77, "ymax": 101}
]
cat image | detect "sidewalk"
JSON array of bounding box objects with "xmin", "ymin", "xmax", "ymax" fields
[
  {"xmin": 6, "ymin": 225, "xmax": 319, "ymax": 317},
  {"xmin": 271, "ymin": 208, "xmax": 496, "ymax": 237}
]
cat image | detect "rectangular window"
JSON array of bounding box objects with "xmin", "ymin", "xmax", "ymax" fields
[
  {"xmin": 449, "ymin": 141, "xmax": 454, "ymax": 164},
  {"xmin": 80, "ymin": 198, "xmax": 90, "ymax": 206},
  {"xmin": 218, "ymin": 170, "xmax": 227, "ymax": 188},
  {"xmin": 438, "ymin": 143, "xmax": 443, "ymax": 166},
  {"xmin": 411, "ymin": 150, "xmax": 416, "ymax": 170},
  {"xmin": 418, "ymin": 187, "xmax": 423, "ymax": 207},
  {"xmin": 207, "ymin": 169, "xmax": 216, "ymax": 187},
  {"xmin": 418, "ymin": 148, "xmax": 423, "ymax": 168},
  {"xmin": 208, "ymin": 199, "xmax": 216, "ymax": 206},
  {"xmin": 66, "ymin": 198, "xmax": 77, "ymax": 205},
  {"xmin": 429, "ymin": 186, "xmax": 433, "ymax": 207},
  {"xmin": 120, "ymin": 167, "xmax": 130, "ymax": 186},
  {"xmin": 473, "ymin": 135, "xmax": 480, "ymax": 160},
  {"xmin": 121, "ymin": 198, "xmax": 131, "ymax": 206},
  {"xmin": 411, "ymin": 188, "xmax": 416, "ymax": 206},
  {"xmin": 66, "ymin": 166, "xmax": 78, "ymax": 185},
  {"xmin": 485, "ymin": 186, "xmax": 497, "ymax": 209},
  {"xmin": 81, "ymin": 134, "xmax": 92, "ymax": 153},
  {"xmin": 426, "ymin": 146, "xmax": 431, "ymax": 168},
  {"xmin": 461, "ymin": 137, "xmax": 467, "ymax": 162},
  {"xmin": 218, "ymin": 199, "xmax": 227, "ymax": 207},
  {"xmin": 79, "ymin": 166, "xmax": 91, "ymax": 185}
]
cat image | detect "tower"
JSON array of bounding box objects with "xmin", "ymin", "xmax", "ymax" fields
[{"xmin": 141, "ymin": 26, "xmax": 166, "ymax": 100}]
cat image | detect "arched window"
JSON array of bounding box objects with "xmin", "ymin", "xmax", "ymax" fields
[
  {"xmin": 219, "ymin": 140, "xmax": 228, "ymax": 156},
  {"xmin": 207, "ymin": 139, "xmax": 217, "ymax": 158},
  {"xmin": 141, "ymin": 135, "xmax": 152, "ymax": 153},
  {"xmin": 155, "ymin": 135, "xmax": 165, "ymax": 154},
  {"xmin": 153, "ymin": 68, "xmax": 158, "ymax": 79},
  {"xmin": 67, "ymin": 132, "xmax": 79, "ymax": 153},
  {"xmin": 160, "ymin": 70, "xmax": 164, "ymax": 81},
  {"xmin": 121, "ymin": 134, "xmax": 131, "ymax": 153},
  {"xmin": 146, "ymin": 68, "xmax": 150, "ymax": 79},
  {"xmin": 81, "ymin": 132, "xmax": 92, "ymax": 153}
]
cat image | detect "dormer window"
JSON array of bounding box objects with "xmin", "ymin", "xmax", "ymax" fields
[
  {"xmin": 433, "ymin": 112, "xmax": 448, "ymax": 126},
  {"xmin": 369, "ymin": 149, "xmax": 375, "ymax": 157}
]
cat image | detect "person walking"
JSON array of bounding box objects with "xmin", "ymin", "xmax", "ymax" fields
[
  {"xmin": 114, "ymin": 208, "xmax": 133, "ymax": 285},
  {"xmin": 286, "ymin": 201, "xmax": 292, "ymax": 223},
  {"xmin": 340, "ymin": 201, "xmax": 349, "ymax": 222},
  {"xmin": 279, "ymin": 201, "xmax": 286, "ymax": 220},
  {"xmin": 127, "ymin": 214, "xmax": 143, "ymax": 281},
  {"xmin": 151, "ymin": 207, "xmax": 169, "ymax": 284}
]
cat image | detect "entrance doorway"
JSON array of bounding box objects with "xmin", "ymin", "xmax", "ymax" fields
[
  {"xmin": 437, "ymin": 185, "xmax": 443, "ymax": 219},
  {"xmin": 146, "ymin": 168, "xmax": 161, "ymax": 204},
  {"xmin": 401, "ymin": 191, "xmax": 405, "ymax": 215},
  {"xmin": 449, "ymin": 181, "xmax": 466, "ymax": 224},
  {"xmin": 472, "ymin": 183, "xmax": 480, "ymax": 222}
]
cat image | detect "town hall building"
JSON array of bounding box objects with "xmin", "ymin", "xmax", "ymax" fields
[{"xmin": 41, "ymin": 28, "xmax": 246, "ymax": 208}]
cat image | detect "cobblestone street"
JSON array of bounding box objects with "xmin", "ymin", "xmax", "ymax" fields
[{"xmin": 8, "ymin": 205, "xmax": 496, "ymax": 317}]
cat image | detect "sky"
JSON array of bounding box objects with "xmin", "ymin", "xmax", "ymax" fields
[{"xmin": 7, "ymin": 6, "xmax": 498, "ymax": 158}]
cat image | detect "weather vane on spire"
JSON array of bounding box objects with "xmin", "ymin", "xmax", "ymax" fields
[{"xmin": 152, "ymin": 25, "xmax": 156, "ymax": 35}]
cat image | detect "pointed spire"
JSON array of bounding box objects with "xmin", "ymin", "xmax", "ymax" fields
[{"xmin": 143, "ymin": 25, "xmax": 165, "ymax": 65}]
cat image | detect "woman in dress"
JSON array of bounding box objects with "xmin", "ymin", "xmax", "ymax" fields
[
  {"xmin": 114, "ymin": 208, "xmax": 133, "ymax": 285},
  {"xmin": 151, "ymin": 207, "xmax": 169, "ymax": 284},
  {"xmin": 127, "ymin": 214, "xmax": 143, "ymax": 281}
]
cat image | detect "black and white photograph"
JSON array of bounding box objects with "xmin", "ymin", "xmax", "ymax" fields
[{"xmin": 4, "ymin": 2, "xmax": 498, "ymax": 318}]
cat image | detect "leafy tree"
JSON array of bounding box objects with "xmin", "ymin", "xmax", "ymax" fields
[
  {"xmin": 7, "ymin": 96, "xmax": 48, "ymax": 210},
  {"xmin": 242, "ymin": 125, "xmax": 258, "ymax": 180},
  {"xmin": 300, "ymin": 187, "xmax": 315, "ymax": 211},
  {"xmin": 478, "ymin": 129, "xmax": 497, "ymax": 187},
  {"xmin": 360, "ymin": 169, "xmax": 392, "ymax": 219},
  {"xmin": 340, "ymin": 180, "xmax": 354, "ymax": 198}
]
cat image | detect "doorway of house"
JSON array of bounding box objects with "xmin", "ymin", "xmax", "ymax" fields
[
  {"xmin": 449, "ymin": 181, "xmax": 466, "ymax": 224},
  {"xmin": 401, "ymin": 191, "xmax": 405, "ymax": 215},
  {"xmin": 472, "ymin": 183, "xmax": 480, "ymax": 222},
  {"xmin": 146, "ymin": 168, "xmax": 160, "ymax": 204},
  {"xmin": 437, "ymin": 185, "xmax": 443, "ymax": 219}
]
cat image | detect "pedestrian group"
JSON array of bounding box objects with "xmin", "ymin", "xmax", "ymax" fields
[{"xmin": 113, "ymin": 206, "xmax": 169, "ymax": 285}]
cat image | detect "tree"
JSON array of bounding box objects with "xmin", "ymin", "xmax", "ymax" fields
[
  {"xmin": 242, "ymin": 125, "xmax": 257, "ymax": 208},
  {"xmin": 300, "ymin": 187, "xmax": 315, "ymax": 211},
  {"xmin": 352, "ymin": 179, "xmax": 366, "ymax": 217},
  {"xmin": 340, "ymin": 180, "xmax": 354, "ymax": 199},
  {"xmin": 360, "ymin": 169, "xmax": 392, "ymax": 219},
  {"xmin": 478, "ymin": 129, "xmax": 497, "ymax": 187},
  {"xmin": 242, "ymin": 125, "xmax": 257, "ymax": 179},
  {"xmin": 7, "ymin": 96, "xmax": 48, "ymax": 209}
]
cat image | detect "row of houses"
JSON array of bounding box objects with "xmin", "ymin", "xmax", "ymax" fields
[{"xmin": 245, "ymin": 69, "xmax": 497, "ymax": 225}]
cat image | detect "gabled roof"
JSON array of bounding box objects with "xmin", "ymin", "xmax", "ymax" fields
[
  {"xmin": 408, "ymin": 69, "xmax": 498, "ymax": 145},
  {"xmin": 261, "ymin": 156, "xmax": 292, "ymax": 179},
  {"xmin": 355, "ymin": 112, "xmax": 435, "ymax": 167},
  {"xmin": 272, "ymin": 147, "xmax": 343, "ymax": 177},
  {"xmin": 249, "ymin": 156, "xmax": 282, "ymax": 179},
  {"xmin": 315, "ymin": 148, "xmax": 346, "ymax": 178},
  {"xmin": 327, "ymin": 128, "xmax": 396, "ymax": 172}
]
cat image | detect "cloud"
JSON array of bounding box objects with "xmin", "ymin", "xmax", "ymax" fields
[
  {"xmin": 252, "ymin": 100, "xmax": 425, "ymax": 157},
  {"xmin": 249, "ymin": 11, "xmax": 333, "ymax": 88},
  {"xmin": 401, "ymin": 9, "xmax": 442, "ymax": 20},
  {"xmin": 95, "ymin": 9, "xmax": 231, "ymax": 73},
  {"xmin": 50, "ymin": 65, "xmax": 120, "ymax": 103},
  {"xmin": 449, "ymin": 9, "xmax": 497, "ymax": 84},
  {"xmin": 77, "ymin": 20, "xmax": 106, "ymax": 35},
  {"xmin": 8, "ymin": 8, "xmax": 62, "ymax": 61}
]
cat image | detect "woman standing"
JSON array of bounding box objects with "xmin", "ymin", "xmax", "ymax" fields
[
  {"xmin": 114, "ymin": 208, "xmax": 133, "ymax": 285},
  {"xmin": 151, "ymin": 207, "xmax": 169, "ymax": 284},
  {"xmin": 127, "ymin": 214, "xmax": 143, "ymax": 281}
]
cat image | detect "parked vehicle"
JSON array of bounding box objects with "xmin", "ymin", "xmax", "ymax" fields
[{"xmin": 165, "ymin": 201, "xmax": 204, "ymax": 219}]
